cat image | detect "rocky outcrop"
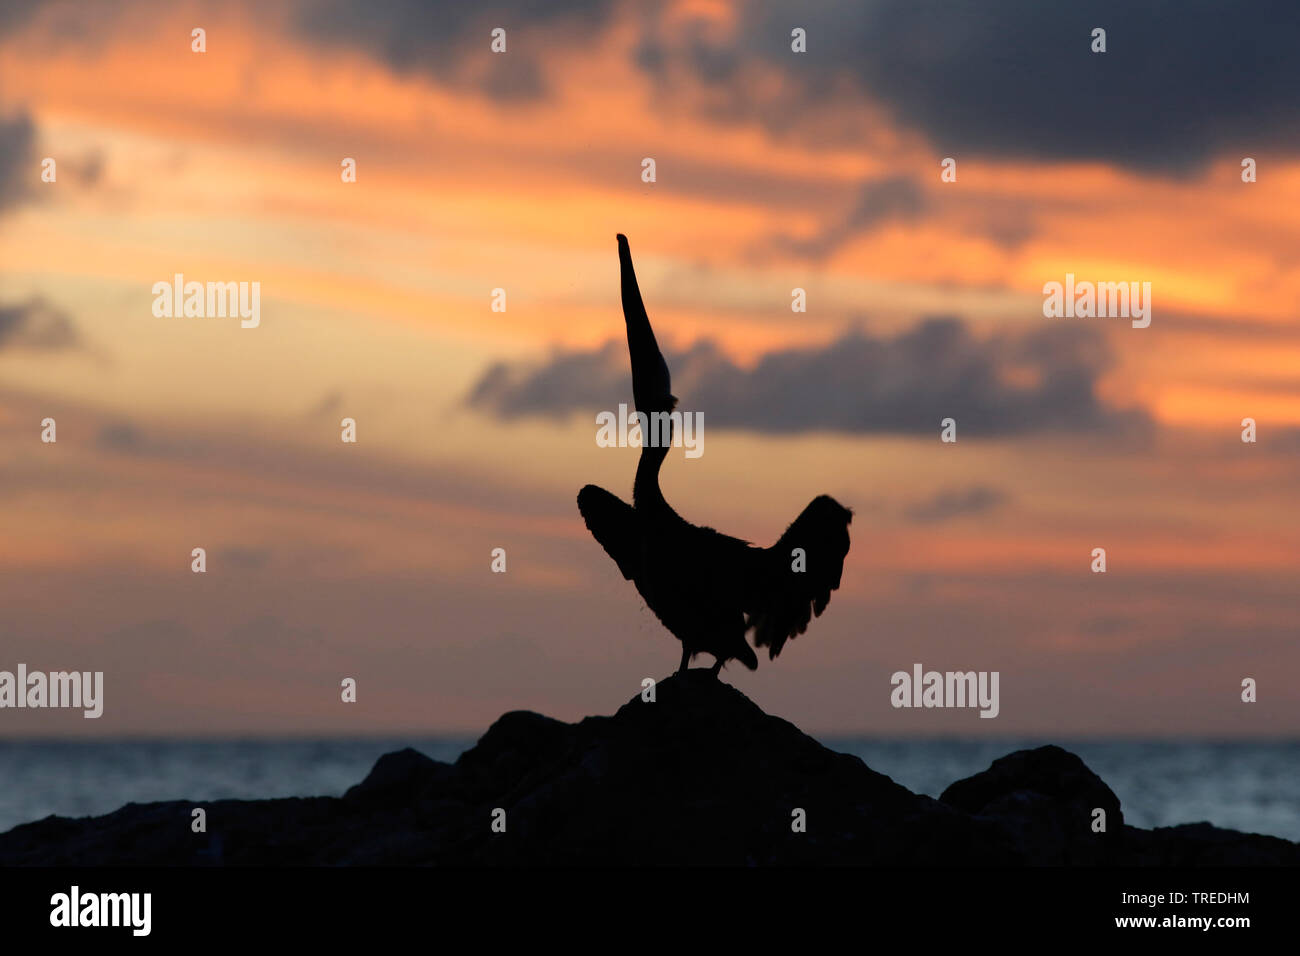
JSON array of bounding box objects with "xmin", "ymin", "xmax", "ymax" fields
[{"xmin": 1, "ymin": 672, "xmax": 1294, "ymax": 865}]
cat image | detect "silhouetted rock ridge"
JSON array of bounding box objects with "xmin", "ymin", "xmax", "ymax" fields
[{"xmin": 1, "ymin": 672, "xmax": 1294, "ymax": 865}]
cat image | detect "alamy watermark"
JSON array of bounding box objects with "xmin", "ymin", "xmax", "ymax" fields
[
  {"xmin": 50, "ymin": 886, "xmax": 150, "ymax": 936},
  {"xmin": 152, "ymin": 273, "xmax": 260, "ymax": 328},
  {"xmin": 0, "ymin": 664, "xmax": 103, "ymax": 718},
  {"xmin": 891, "ymin": 663, "xmax": 999, "ymax": 718},
  {"xmin": 1043, "ymin": 273, "xmax": 1151, "ymax": 328},
  {"xmin": 596, "ymin": 403, "xmax": 704, "ymax": 458}
]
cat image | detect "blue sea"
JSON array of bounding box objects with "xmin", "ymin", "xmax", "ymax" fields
[{"xmin": 1, "ymin": 737, "xmax": 1296, "ymax": 842}]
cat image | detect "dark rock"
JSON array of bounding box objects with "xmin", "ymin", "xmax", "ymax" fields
[
  {"xmin": 0, "ymin": 673, "xmax": 1294, "ymax": 866},
  {"xmin": 343, "ymin": 747, "xmax": 451, "ymax": 804},
  {"xmin": 940, "ymin": 744, "xmax": 1124, "ymax": 864},
  {"xmin": 1121, "ymin": 821, "xmax": 1300, "ymax": 866}
]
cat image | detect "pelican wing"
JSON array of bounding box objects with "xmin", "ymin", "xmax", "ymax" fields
[
  {"xmin": 577, "ymin": 484, "xmax": 639, "ymax": 580},
  {"xmin": 747, "ymin": 495, "xmax": 853, "ymax": 659}
]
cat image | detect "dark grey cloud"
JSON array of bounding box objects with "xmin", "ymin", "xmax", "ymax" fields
[
  {"xmin": 467, "ymin": 341, "xmax": 625, "ymax": 421},
  {"xmin": 95, "ymin": 421, "xmax": 190, "ymax": 457},
  {"xmin": 96, "ymin": 422, "xmax": 145, "ymax": 453},
  {"xmin": 904, "ymin": 485, "xmax": 1006, "ymax": 523},
  {"xmin": 841, "ymin": 176, "xmax": 926, "ymax": 233},
  {"xmin": 215, "ymin": 547, "xmax": 272, "ymax": 570},
  {"xmin": 771, "ymin": 176, "xmax": 926, "ymax": 260},
  {"xmin": 1, "ymin": 0, "xmax": 619, "ymax": 101},
  {"xmin": 1264, "ymin": 427, "xmax": 1300, "ymax": 453},
  {"xmin": 640, "ymin": 0, "xmax": 1300, "ymax": 172},
  {"xmin": 467, "ymin": 317, "xmax": 1149, "ymax": 437},
  {"xmin": 304, "ymin": 388, "xmax": 345, "ymax": 419},
  {"xmin": 762, "ymin": 174, "xmax": 1045, "ymax": 262},
  {"xmin": 293, "ymin": 0, "xmax": 620, "ymax": 101},
  {"xmin": 0, "ymin": 111, "xmax": 36, "ymax": 212},
  {"xmin": 0, "ymin": 104, "xmax": 105, "ymax": 215},
  {"xmin": 59, "ymin": 150, "xmax": 105, "ymax": 188},
  {"xmin": 0, "ymin": 0, "xmax": 146, "ymax": 47},
  {"xmin": 0, "ymin": 0, "xmax": 42, "ymax": 35},
  {"xmin": 0, "ymin": 298, "xmax": 79, "ymax": 350}
]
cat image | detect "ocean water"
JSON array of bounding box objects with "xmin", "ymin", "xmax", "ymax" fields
[{"xmin": 0, "ymin": 737, "xmax": 1296, "ymax": 843}]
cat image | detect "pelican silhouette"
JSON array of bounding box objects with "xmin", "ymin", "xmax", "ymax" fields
[{"xmin": 577, "ymin": 235, "xmax": 853, "ymax": 677}]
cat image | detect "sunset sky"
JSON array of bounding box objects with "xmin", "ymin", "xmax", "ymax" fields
[{"xmin": 1, "ymin": 0, "xmax": 1297, "ymax": 737}]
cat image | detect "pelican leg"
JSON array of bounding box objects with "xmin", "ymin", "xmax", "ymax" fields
[{"xmin": 678, "ymin": 646, "xmax": 690, "ymax": 675}]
